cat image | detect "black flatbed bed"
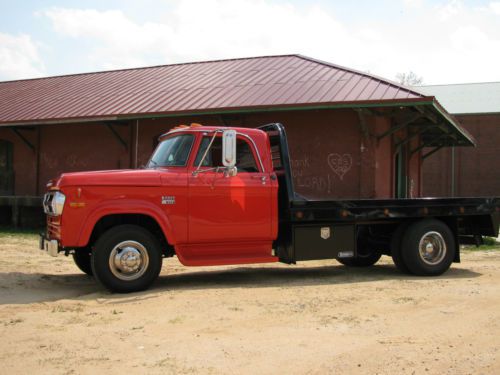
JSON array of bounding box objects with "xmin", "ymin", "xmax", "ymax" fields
[
  {"xmin": 291, "ymin": 196, "xmax": 499, "ymax": 225},
  {"xmin": 258, "ymin": 123, "xmax": 500, "ymax": 266}
]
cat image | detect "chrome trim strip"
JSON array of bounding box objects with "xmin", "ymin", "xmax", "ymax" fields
[
  {"xmin": 236, "ymin": 132, "xmax": 266, "ymax": 173},
  {"xmin": 159, "ymin": 128, "xmax": 221, "ymax": 137},
  {"xmin": 196, "ymin": 131, "xmax": 219, "ymax": 170}
]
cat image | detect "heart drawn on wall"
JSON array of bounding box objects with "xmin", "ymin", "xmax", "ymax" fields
[{"xmin": 327, "ymin": 153, "xmax": 352, "ymax": 180}]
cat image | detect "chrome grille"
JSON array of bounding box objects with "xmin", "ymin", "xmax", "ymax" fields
[{"xmin": 43, "ymin": 192, "xmax": 55, "ymax": 215}]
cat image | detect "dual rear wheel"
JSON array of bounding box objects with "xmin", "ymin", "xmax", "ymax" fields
[
  {"xmin": 338, "ymin": 219, "xmax": 455, "ymax": 276},
  {"xmin": 392, "ymin": 219, "xmax": 455, "ymax": 276}
]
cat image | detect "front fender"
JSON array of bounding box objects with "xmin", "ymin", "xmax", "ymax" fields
[{"xmin": 76, "ymin": 199, "xmax": 175, "ymax": 247}]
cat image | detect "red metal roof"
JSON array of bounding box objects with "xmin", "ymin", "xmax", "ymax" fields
[{"xmin": 0, "ymin": 54, "xmax": 429, "ymax": 126}]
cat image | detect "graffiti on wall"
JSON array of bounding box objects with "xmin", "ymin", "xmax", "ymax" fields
[
  {"xmin": 327, "ymin": 153, "xmax": 352, "ymax": 180},
  {"xmin": 65, "ymin": 154, "xmax": 89, "ymax": 169},
  {"xmin": 291, "ymin": 152, "xmax": 355, "ymax": 196},
  {"xmin": 41, "ymin": 152, "xmax": 89, "ymax": 170},
  {"xmin": 41, "ymin": 153, "xmax": 58, "ymax": 169},
  {"xmin": 291, "ymin": 157, "xmax": 332, "ymax": 193}
]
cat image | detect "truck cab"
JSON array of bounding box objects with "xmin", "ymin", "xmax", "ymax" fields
[
  {"xmin": 153, "ymin": 125, "xmax": 279, "ymax": 266},
  {"xmin": 41, "ymin": 124, "xmax": 280, "ymax": 292}
]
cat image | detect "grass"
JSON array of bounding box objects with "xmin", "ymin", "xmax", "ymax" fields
[
  {"xmin": 462, "ymin": 237, "xmax": 500, "ymax": 251},
  {"xmin": 0, "ymin": 227, "xmax": 40, "ymax": 241},
  {"xmin": 483, "ymin": 236, "xmax": 500, "ymax": 246}
]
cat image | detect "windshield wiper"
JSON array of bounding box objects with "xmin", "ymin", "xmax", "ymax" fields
[{"xmin": 148, "ymin": 159, "xmax": 159, "ymax": 169}]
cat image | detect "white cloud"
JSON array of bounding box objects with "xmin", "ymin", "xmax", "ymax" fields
[
  {"xmin": 490, "ymin": 1, "xmax": 500, "ymax": 14},
  {"xmin": 41, "ymin": 8, "xmax": 175, "ymax": 69},
  {"xmin": 403, "ymin": 0, "xmax": 423, "ymax": 8},
  {"xmin": 41, "ymin": 2, "xmax": 353, "ymax": 69},
  {"xmin": 39, "ymin": 0, "xmax": 500, "ymax": 84},
  {"xmin": 0, "ymin": 33, "xmax": 45, "ymax": 80},
  {"xmin": 438, "ymin": 0, "xmax": 463, "ymax": 21}
]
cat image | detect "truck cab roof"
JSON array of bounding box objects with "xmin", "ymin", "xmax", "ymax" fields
[{"xmin": 159, "ymin": 124, "xmax": 268, "ymax": 141}]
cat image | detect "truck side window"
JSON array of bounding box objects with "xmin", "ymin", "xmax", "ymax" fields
[{"xmin": 194, "ymin": 136, "xmax": 259, "ymax": 172}]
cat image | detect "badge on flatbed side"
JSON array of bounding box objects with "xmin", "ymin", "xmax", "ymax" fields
[
  {"xmin": 320, "ymin": 227, "xmax": 330, "ymax": 240},
  {"xmin": 161, "ymin": 196, "xmax": 175, "ymax": 205}
]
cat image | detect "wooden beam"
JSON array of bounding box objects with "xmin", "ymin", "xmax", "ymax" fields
[
  {"xmin": 105, "ymin": 122, "xmax": 128, "ymax": 151},
  {"xmin": 422, "ymin": 145, "xmax": 445, "ymax": 160},
  {"xmin": 414, "ymin": 106, "xmax": 438, "ymax": 124},
  {"xmin": 377, "ymin": 112, "xmax": 423, "ymax": 141},
  {"xmin": 410, "ymin": 133, "xmax": 449, "ymax": 155},
  {"xmin": 36, "ymin": 126, "xmax": 41, "ymax": 196},
  {"xmin": 395, "ymin": 125, "xmax": 433, "ymax": 148},
  {"xmin": 10, "ymin": 127, "xmax": 35, "ymax": 152},
  {"xmin": 355, "ymin": 109, "xmax": 371, "ymax": 139}
]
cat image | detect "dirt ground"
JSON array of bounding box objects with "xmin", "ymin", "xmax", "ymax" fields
[{"xmin": 0, "ymin": 233, "xmax": 499, "ymax": 375}]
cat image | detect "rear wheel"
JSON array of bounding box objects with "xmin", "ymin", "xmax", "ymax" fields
[
  {"xmin": 337, "ymin": 250, "xmax": 381, "ymax": 267},
  {"xmin": 337, "ymin": 227, "xmax": 382, "ymax": 267},
  {"xmin": 91, "ymin": 225, "xmax": 163, "ymax": 293},
  {"xmin": 390, "ymin": 223, "xmax": 410, "ymax": 274},
  {"xmin": 401, "ymin": 219, "xmax": 455, "ymax": 276},
  {"xmin": 72, "ymin": 248, "xmax": 93, "ymax": 276}
]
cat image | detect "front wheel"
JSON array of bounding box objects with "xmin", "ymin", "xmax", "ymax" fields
[
  {"xmin": 91, "ymin": 225, "xmax": 163, "ymax": 293},
  {"xmin": 401, "ymin": 219, "xmax": 455, "ymax": 276},
  {"xmin": 73, "ymin": 248, "xmax": 93, "ymax": 276}
]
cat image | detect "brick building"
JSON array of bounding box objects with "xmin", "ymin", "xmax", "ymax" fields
[
  {"xmin": 0, "ymin": 55, "xmax": 473, "ymax": 226},
  {"xmin": 419, "ymin": 82, "xmax": 500, "ymax": 197}
]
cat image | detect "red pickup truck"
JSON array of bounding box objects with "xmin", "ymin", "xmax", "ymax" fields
[{"xmin": 40, "ymin": 123, "xmax": 500, "ymax": 293}]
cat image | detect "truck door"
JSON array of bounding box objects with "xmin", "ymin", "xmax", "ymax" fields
[{"xmin": 188, "ymin": 134, "xmax": 273, "ymax": 243}]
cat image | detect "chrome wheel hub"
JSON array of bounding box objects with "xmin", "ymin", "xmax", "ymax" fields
[
  {"xmin": 109, "ymin": 241, "xmax": 149, "ymax": 281},
  {"xmin": 418, "ymin": 231, "xmax": 446, "ymax": 265}
]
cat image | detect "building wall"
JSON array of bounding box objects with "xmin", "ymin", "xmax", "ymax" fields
[
  {"xmin": 0, "ymin": 128, "xmax": 37, "ymax": 195},
  {"xmin": 0, "ymin": 108, "xmax": 422, "ymax": 200},
  {"xmin": 135, "ymin": 109, "xmax": 407, "ymax": 199},
  {"xmin": 422, "ymin": 114, "xmax": 500, "ymax": 197},
  {"xmin": 0, "ymin": 123, "xmax": 131, "ymax": 196}
]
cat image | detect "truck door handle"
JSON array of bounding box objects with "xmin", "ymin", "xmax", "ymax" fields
[{"xmin": 252, "ymin": 175, "xmax": 267, "ymax": 184}]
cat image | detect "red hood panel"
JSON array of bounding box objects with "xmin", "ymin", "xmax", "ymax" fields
[{"xmin": 57, "ymin": 169, "xmax": 162, "ymax": 187}]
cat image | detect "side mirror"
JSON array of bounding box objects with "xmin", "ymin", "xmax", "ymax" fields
[
  {"xmin": 222, "ymin": 130, "xmax": 237, "ymax": 176},
  {"xmin": 224, "ymin": 166, "xmax": 238, "ymax": 177}
]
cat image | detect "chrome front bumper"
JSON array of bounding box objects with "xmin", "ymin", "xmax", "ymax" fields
[{"xmin": 39, "ymin": 234, "xmax": 60, "ymax": 257}]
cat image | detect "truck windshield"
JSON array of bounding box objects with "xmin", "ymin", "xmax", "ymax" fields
[{"xmin": 148, "ymin": 134, "xmax": 194, "ymax": 167}]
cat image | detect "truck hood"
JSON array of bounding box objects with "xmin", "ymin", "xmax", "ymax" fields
[{"xmin": 55, "ymin": 169, "xmax": 162, "ymax": 188}]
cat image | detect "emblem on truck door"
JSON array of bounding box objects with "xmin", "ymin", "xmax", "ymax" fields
[
  {"xmin": 320, "ymin": 227, "xmax": 330, "ymax": 240},
  {"xmin": 161, "ymin": 196, "xmax": 175, "ymax": 205}
]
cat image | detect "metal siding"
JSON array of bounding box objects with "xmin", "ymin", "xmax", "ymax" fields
[
  {"xmin": 418, "ymin": 82, "xmax": 500, "ymax": 114},
  {"xmin": 0, "ymin": 54, "xmax": 433, "ymax": 125},
  {"xmin": 316, "ymin": 72, "xmax": 352, "ymax": 103},
  {"xmin": 302, "ymin": 70, "xmax": 346, "ymax": 103},
  {"xmin": 357, "ymin": 80, "xmax": 382, "ymax": 101}
]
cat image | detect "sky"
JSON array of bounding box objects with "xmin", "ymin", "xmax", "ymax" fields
[{"xmin": 0, "ymin": 0, "xmax": 499, "ymax": 84}]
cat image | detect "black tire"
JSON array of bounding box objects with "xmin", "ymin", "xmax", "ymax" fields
[
  {"xmin": 73, "ymin": 248, "xmax": 93, "ymax": 276},
  {"xmin": 337, "ymin": 251, "xmax": 382, "ymax": 267},
  {"xmin": 91, "ymin": 225, "xmax": 163, "ymax": 293},
  {"xmin": 401, "ymin": 219, "xmax": 455, "ymax": 276},
  {"xmin": 390, "ymin": 223, "xmax": 410, "ymax": 274}
]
